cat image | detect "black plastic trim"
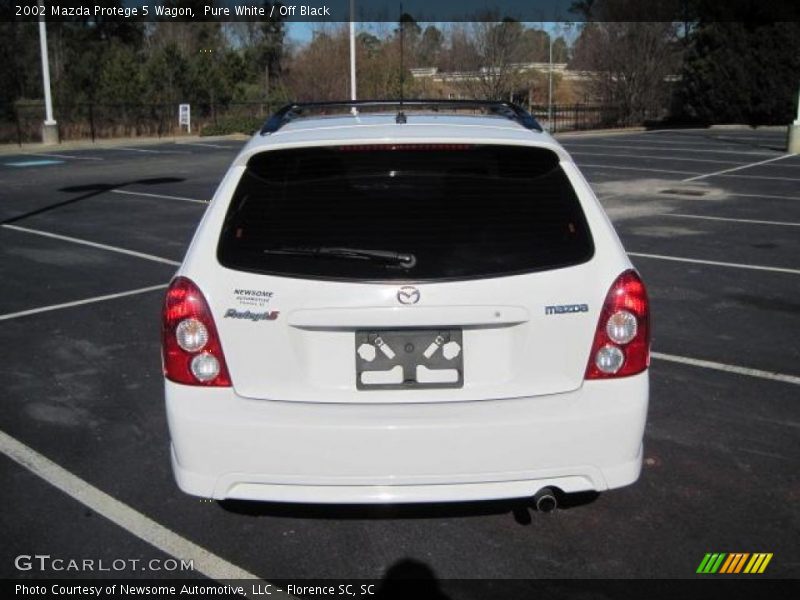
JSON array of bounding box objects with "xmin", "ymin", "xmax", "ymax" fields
[{"xmin": 260, "ymin": 100, "xmax": 543, "ymax": 134}]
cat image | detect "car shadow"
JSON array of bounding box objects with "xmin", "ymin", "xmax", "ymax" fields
[
  {"xmin": 0, "ymin": 177, "xmax": 186, "ymax": 225},
  {"xmin": 373, "ymin": 559, "xmax": 451, "ymax": 600},
  {"xmin": 216, "ymin": 491, "xmax": 599, "ymax": 523}
]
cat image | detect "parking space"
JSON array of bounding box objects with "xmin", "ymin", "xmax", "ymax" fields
[
  {"xmin": 0, "ymin": 227, "xmax": 173, "ymax": 316},
  {"xmin": 1, "ymin": 455, "xmax": 206, "ymax": 580},
  {"xmin": 4, "ymin": 190, "xmax": 204, "ymax": 263},
  {"xmin": 1, "ymin": 128, "xmax": 798, "ymax": 587}
]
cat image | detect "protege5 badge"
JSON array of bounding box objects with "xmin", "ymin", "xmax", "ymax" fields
[
  {"xmin": 545, "ymin": 304, "xmax": 589, "ymax": 315},
  {"xmin": 224, "ymin": 309, "xmax": 280, "ymax": 321}
]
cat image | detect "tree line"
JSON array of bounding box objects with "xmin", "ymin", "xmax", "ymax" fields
[
  {"xmin": 0, "ymin": 11, "xmax": 570, "ymax": 111},
  {"xmin": 568, "ymin": 0, "xmax": 800, "ymax": 125},
  {"xmin": 1, "ymin": 0, "xmax": 798, "ymax": 128}
]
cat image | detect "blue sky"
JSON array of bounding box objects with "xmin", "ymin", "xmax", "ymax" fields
[{"xmin": 285, "ymin": 22, "xmax": 580, "ymax": 45}]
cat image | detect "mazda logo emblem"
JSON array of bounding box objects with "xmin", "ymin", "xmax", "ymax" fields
[{"xmin": 397, "ymin": 286, "xmax": 420, "ymax": 305}]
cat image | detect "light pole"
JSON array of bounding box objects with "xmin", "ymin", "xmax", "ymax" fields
[
  {"xmin": 349, "ymin": 0, "xmax": 357, "ymax": 106},
  {"xmin": 38, "ymin": 0, "xmax": 58, "ymax": 144},
  {"xmin": 788, "ymin": 84, "xmax": 800, "ymax": 154},
  {"xmin": 547, "ymin": 30, "xmax": 553, "ymax": 129}
]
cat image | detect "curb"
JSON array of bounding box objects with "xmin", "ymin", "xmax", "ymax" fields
[
  {"xmin": 0, "ymin": 134, "xmax": 249, "ymax": 155},
  {"xmin": 555, "ymin": 124, "xmax": 789, "ymax": 139},
  {"xmin": 708, "ymin": 124, "xmax": 788, "ymax": 131},
  {"xmin": 555, "ymin": 127, "xmax": 648, "ymax": 139}
]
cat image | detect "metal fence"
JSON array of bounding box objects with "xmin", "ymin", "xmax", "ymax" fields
[
  {"xmin": 2, "ymin": 102, "xmax": 659, "ymax": 145},
  {"xmin": 532, "ymin": 104, "xmax": 668, "ymax": 134},
  {"xmin": 1, "ymin": 102, "xmax": 275, "ymax": 145}
]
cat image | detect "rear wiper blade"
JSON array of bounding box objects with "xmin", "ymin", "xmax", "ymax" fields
[{"xmin": 263, "ymin": 246, "xmax": 417, "ymax": 269}]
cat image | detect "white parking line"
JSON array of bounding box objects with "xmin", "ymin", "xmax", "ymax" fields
[
  {"xmin": 707, "ymin": 135, "xmax": 787, "ymax": 144},
  {"xmin": 1, "ymin": 224, "xmax": 180, "ymax": 267},
  {"xmin": 664, "ymin": 214, "xmax": 800, "ymax": 227},
  {"xmin": 716, "ymin": 173, "xmax": 800, "ymax": 183},
  {"xmin": 755, "ymin": 161, "xmax": 800, "ymax": 168},
  {"xmin": 0, "ymin": 429, "xmax": 266, "ymax": 583},
  {"xmin": 609, "ymin": 136, "xmax": 782, "ymax": 149},
  {"xmin": 110, "ymin": 189, "xmax": 208, "ymax": 205},
  {"xmin": 176, "ymin": 142, "xmax": 234, "ymax": 149},
  {"xmin": 652, "ymin": 352, "xmax": 800, "ymax": 386},
  {"xmin": 568, "ymin": 151, "xmax": 742, "ymax": 165},
  {"xmin": 578, "ymin": 164, "xmax": 699, "ymax": 176},
  {"xmin": 563, "ymin": 142, "xmax": 776, "ymax": 156},
  {"xmin": 115, "ymin": 147, "xmax": 191, "ymax": 155},
  {"xmin": 628, "ymin": 252, "xmax": 800, "ymax": 275},
  {"xmin": 0, "ymin": 284, "xmax": 168, "ymax": 322},
  {"xmin": 683, "ymin": 154, "xmax": 794, "ymax": 182},
  {"xmin": 583, "ymin": 162, "xmax": 800, "ymax": 182},
  {"xmin": 573, "ymin": 137, "xmax": 741, "ymax": 147},
  {"xmin": 28, "ymin": 153, "xmax": 104, "ymax": 161},
  {"xmin": 727, "ymin": 192, "xmax": 800, "ymax": 202}
]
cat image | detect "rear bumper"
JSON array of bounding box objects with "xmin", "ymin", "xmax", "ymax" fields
[{"xmin": 166, "ymin": 373, "xmax": 648, "ymax": 503}]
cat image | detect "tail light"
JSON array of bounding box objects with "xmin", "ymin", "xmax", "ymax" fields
[
  {"xmin": 162, "ymin": 277, "xmax": 231, "ymax": 386},
  {"xmin": 585, "ymin": 270, "xmax": 650, "ymax": 379}
]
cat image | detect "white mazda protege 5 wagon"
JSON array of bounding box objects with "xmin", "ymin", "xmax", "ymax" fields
[{"xmin": 162, "ymin": 100, "xmax": 649, "ymax": 509}]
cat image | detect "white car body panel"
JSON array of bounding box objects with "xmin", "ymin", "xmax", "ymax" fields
[
  {"xmin": 165, "ymin": 112, "xmax": 649, "ymax": 503},
  {"xmin": 167, "ymin": 374, "xmax": 647, "ymax": 502}
]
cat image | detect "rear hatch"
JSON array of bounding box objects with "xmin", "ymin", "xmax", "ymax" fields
[{"xmin": 204, "ymin": 143, "xmax": 600, "ymax": 403}]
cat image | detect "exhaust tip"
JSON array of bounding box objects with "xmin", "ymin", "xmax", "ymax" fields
[{"xmin": 533, "ymin": 487, "xmax": 558, "ymax": 512}]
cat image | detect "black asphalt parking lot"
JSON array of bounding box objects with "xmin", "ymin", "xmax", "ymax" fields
[{"xmin": 1, "ymin": 128, "xmax": 798, "ymax": 592}]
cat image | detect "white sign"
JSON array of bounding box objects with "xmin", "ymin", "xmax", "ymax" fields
[{"xmin": 179, "ymin": 103, "xmax": 191, "ymax": 133}]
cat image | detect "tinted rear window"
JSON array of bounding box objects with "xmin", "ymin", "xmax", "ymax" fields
[{"xmin": 217, "ymin": 145, "xmax": 593, "ymax": 281}]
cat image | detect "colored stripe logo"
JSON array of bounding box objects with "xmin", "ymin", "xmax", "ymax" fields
[{"xmin": 697, "ymin": 553, "xmax": 773, "ymax": 574}]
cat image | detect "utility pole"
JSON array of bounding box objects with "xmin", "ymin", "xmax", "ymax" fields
[{"xmin": 38, "ymin": 0, "xmax": 58, "ymax": 144}]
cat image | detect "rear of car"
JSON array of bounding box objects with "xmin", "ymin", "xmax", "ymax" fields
[{"xmin": 162, "ymin": 108, "xmax": 649, "ymax": 504}]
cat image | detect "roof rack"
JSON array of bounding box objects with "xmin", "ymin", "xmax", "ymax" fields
[{"xmin": 260, "ymin": 100, "xmax": 543, "ymax": 134}]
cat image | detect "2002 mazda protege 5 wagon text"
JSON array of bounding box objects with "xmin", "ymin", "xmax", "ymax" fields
[{"xmin": 161, "ymin": 100, "xmax": 650, "ymax": 508}]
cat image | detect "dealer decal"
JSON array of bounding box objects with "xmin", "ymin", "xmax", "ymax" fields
[
  {"xmin": 224, "ymin": 309, "xmax": 280, "ymax": 321},
  {"xmin": 233, "ymin": 288, "xmax": 274, "ymax": 308}
]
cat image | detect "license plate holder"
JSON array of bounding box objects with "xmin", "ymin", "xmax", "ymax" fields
[{"xmin": 355, "ymin": 329, "xmax": 464, "ymax": 390}]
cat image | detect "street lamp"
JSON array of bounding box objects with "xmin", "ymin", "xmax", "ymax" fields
[
  {"xmin": 349, "ymin": 0, "xmax": 357, "ymax": 105},
  {"xmin": 548, "ymin": 30, "xmax": 553, "ymax": 128},
  {"xmin": 788, "ymin": 84, "xmax": 800, "ymax": 154},
  {"xmin": 38, "ymin": 0, "xmax": 58, "ymax": 144}
]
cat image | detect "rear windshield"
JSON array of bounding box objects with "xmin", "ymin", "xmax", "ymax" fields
[{"xmin": 217, "ymin": 144, "xmax": 593, "ymax": 281}]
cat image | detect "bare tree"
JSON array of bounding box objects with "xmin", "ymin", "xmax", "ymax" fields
[
  {"xmin": 570, "ymin": 0, "xmax": 682, "ymax": 121},
  {"xmin": 284, "ymin": 26, "xmax": 349, "ymax": 101},
  {"xmin": 461, "ymin": 19, "xmax": 527, "ymax": 100},
  {"xmin": 571, "ymin": 21, "xmax": 680, "ymax": 121},
  {"xmin": 284, "ymin": 24, "xmax": 427, "ymax": 102},
  {"xmin": 438, "ymin": 24, "xmax": 481, "ymax": 73}
]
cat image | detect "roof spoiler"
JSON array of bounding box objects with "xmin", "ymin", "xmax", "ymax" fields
[{"xmin": 260, "ymin": 100, "xmax": 543, "ymax": 135}]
